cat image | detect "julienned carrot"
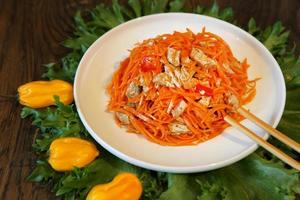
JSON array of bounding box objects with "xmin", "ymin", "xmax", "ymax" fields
[{"xmin": 107, "ymin": 28, "xmax": 257, "ymax": 146}]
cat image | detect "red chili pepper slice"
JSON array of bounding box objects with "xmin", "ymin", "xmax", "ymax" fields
[
  {"xmin": 194, "ymin": 83, "xmax": 213, "ymax": 96},
  {"xmin": 140, "ymin": 56, "xmax": 160, "ymax": 73}
]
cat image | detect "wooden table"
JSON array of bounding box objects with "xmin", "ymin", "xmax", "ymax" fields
[{"xmin": 0, "ymin": 0, "xmax": 299, "ymax": 199}]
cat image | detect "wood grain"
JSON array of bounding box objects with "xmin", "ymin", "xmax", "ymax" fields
[{"xmin": 0, "ymin": 0, "xmax": 299, "ymax": 199}]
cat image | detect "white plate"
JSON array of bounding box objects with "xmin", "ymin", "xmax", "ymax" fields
[{"xmin": 74, "ymin": 13, "xmax": 286, "ymax": 173}]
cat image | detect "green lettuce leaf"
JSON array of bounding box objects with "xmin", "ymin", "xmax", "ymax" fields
[
  {"xmin": 247, "ymin": 18, "xmax": 290, "ymax": 58},
  {"xmin": 27, "ymin": 160, "xmax": 61, "ymax": 182},
  {"xmin": 169, "ymin": 0, "xmax": 186, "ymax": 12},
  {"xmin": 128, "ymin": 0, "xmax": 142, "ymax": 17},
  {"xmin": 278, "ymin": 51, "xmax": 300, "ymax": 88},
  {"xmin": 42, "ymin": 52, "xmax": 81, "ymax": 82},
  {"xmin": 159, "ymin": 174, "xmax": 196, "ymax": 200},
  {"xmin": 159, "ymin": 153, "xmax": 300, "ymax": 200},
  {"xmin": 278, "ymin": 88, "xmax": 300, "ymax": 142},
  {"xmin": 194, "ymin": 1, "xmax": 234, "ymax": 22},
  {"xmin": 21, "ymin": 97, "xmax": 88, "ymax": 151}
]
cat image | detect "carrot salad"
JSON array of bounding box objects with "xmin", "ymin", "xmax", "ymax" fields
[{"xmin": 107, "ymin": 28, "xmax": 257, "ymax": 146}]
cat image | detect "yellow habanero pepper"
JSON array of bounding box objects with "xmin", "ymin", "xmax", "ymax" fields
[
  {"xmin": 86, "ymin": 173, "xmax": 142, "ymax": 200},
  {"xmin": 48, "ymin": 137, "xmax": 99, "ymax": 172},
  {"xmin": 18, "ymin": 80, "xmax": 73, "ymax": 108}
]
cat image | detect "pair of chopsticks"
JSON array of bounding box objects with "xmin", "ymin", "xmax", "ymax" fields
[{"xmin": 224, "ymin": 107, "xmax": 300, "ymax": 170}]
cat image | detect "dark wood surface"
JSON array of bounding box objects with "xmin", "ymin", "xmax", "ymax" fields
[{"xmin": 0, "ymin": 0, "xmax": 299, "ymax": 199}]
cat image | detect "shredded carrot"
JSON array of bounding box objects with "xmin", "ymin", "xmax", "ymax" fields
[{"xmin": 107, "ymin": 28, "xmax": 257, "ymax": 146}]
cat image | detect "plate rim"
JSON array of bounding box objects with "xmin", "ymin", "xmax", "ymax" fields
[{"xmin": 74, "ymin": 13, "xmax": 286, "ymax": 173}]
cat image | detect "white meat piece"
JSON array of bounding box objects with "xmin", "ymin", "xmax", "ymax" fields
[
  {"xmin": 223, "ymin": 63, "xmax": 234, "ymax": 74},
  {"xmin": 227, "ymin": 93, "xmax": 239, "ymax": 109},
  {"xmin": 164, "ymin": 65, "xmax": 181, "ymax": 87},
  {"xmin": 126, "ymin": 82, "xmax": 141, "ymax": 98},
  {"xmin": 190, "ymin": 47, "xmax": 217, "ymax": 66},
  {"xmin": 174, "ymin": 65, "xmax": 195, "ymax": 82},
  {"xmin": 167, "ymin": 100, "xmax": 174, "ymax": 114},
  {"xmin": 174, "ymin": 67, "xmax": 182, "ymax": 81},
  {"xmin": 138, "ymin": 75, "xmax": 150, "ymax": 92},
  {"xmin": 181, "ymin": 66, "xmax": 195, "ymax": 80},
  {"xmin": 171, "ymin": 100, "xmax": 187, "ymax": 118},
  {"xmin": 168, "ymin": 122, "xmax": 190, "ymax": 135},
  {"xmin": 153, "ymin": 73, "xmax": 175, "ymax": 88},
  {"xmin": 167, "ymin": 47, "xmax": 181, "ymax": 67},
  {"xmin": 115, "ymin": 112, "xmax": 130, "ymax": 124},
  {"xmin": 142, "ymin": 86, "xmax": 150, "ymax": 93},
  {"xmin": 198, "ymin": 96, "xmax": 211, "ymax": 107}
]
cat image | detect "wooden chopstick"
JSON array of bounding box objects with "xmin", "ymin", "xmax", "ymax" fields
[
  {"xmin": 224, "ymin": 115, "xmax": 300, "ymax": 171},
  {"xmin": 237, "ymin": 107, "xmax": 300, "ymax": 153}
]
